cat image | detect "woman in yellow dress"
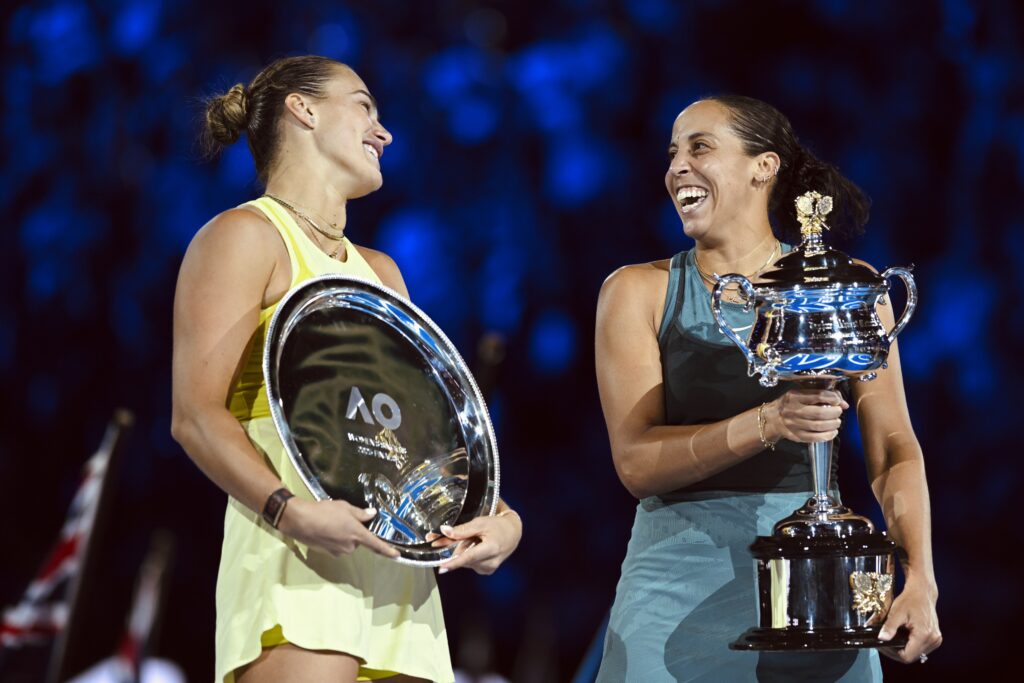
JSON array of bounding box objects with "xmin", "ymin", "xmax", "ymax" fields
[{"xmin": 171, "ymin": 55, "xmax": 522, "ymax": 683}]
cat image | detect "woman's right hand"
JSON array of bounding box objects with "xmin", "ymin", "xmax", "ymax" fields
[
  {"xmin": 765, "ymin": 388, "xmax": 849, "ymax": 444},
  {"xmin": 277, "ymin": 498, "xmax": 400, "ymax": 559}
]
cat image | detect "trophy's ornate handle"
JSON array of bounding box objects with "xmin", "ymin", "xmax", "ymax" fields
[
  {"xmin": 879, "ymin": 266, "xmax": 917, "ymax": 345},
  {"xmin": 711, "ymin": 273, "xmax": 758, "ymax": 366}
]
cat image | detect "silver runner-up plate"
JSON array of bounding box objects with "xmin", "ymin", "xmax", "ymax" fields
[{"xmin": 263, "ymin": 275, "xmax": 500, "ymax": 566}]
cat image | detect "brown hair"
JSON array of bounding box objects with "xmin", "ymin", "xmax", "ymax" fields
[
  {"xmin": 703, "ymin": 94, "xmax": 871, "ymax": 241},
  {"xmin": 203, "ymin": 55, "xmax": 349, "ymax": 184}
]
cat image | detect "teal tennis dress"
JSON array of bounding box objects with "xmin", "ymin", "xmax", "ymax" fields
[{"xmin": 596, "ymin": 250, "xmax": 882, "ymax": 682}]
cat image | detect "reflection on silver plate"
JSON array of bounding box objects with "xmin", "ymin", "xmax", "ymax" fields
[{"xmin": 263, "ymin": 275, "xmax": 500, "ymax": 566}]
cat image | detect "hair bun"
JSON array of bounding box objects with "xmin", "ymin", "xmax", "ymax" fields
[{"xmin": 205, "ymin": 83, "xmax": 249, "ymax": 146}]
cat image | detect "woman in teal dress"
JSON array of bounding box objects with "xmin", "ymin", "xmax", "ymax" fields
[{"xmin": 594, "ymin": 95, "xmax": 942, "ymax": 681}]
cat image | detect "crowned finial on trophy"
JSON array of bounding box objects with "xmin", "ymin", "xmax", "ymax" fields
[{"xmin": 795, "ymin": 191, "xmax": 833, "ymax": 251}]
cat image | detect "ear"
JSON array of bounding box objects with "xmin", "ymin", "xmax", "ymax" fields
[
  {"xmin": 283, "ymin": 92, "xmax": 316, "ymax": 129},
  {"xmin": 753, "ymin": 152, "xmax": 781, "ymax": 184}
]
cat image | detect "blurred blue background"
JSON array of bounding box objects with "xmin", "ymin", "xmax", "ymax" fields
[{"xmin": 1, "ymin": 0, "xmax": 1021, "ymax": 680}]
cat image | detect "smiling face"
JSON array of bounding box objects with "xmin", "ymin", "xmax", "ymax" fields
[
  {"xmin": 308, "ymin": 67, "xmax": 393, "ymax": 198},
  {"xmin": 665, "ymin": 100, "xmax": 769, "ymax": 242}
]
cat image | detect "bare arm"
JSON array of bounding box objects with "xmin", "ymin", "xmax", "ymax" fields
[
  {"xmin": 853, "ymin": 297, "xmax": 941, "ymax": 661},
  {"xmin": 171, "ymin": 211, "xmax": 396, "ymax": 557},
  {"xmin": 596, "ymin": 264, "xmax": 849, "ymax": 499},
  {"xmin": 171, "ymin": 209, "xmax": 288, "ymax": 513}
]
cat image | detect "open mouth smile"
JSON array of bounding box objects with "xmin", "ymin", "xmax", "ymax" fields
[
  {"xmin": 363, "ymin": 142, "xmax": 381, "ymax": 163},
  {"xmin": 676, "ymin": 186, "xmax": 709, "ymax": 214}
]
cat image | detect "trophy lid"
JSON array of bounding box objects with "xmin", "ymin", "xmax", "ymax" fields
[{"xmin": 755, "ymin": 191, "xmax": 883, "ymax": 288}]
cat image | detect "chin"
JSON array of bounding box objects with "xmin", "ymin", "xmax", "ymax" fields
[
  {"xmin": 349, "ymin": 172, "xmax": 383, "ymax": 199},
  {"xmin": 680, "ymin": 217, "xmax": 706, "ymax": 240}
]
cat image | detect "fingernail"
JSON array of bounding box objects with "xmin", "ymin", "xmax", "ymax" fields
[
  {"xmin": 365, "ymin": 507, "xmax": 376, "ymax": 515},
  {"xmin": 440, "ymin": 525, "xmax": 453, "ymax": 534},
  {"xmin": 438, "ymin": 567, "xmax": 448, "ymax": 574}
]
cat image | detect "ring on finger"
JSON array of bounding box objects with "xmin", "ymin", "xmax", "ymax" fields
[{"xmin": 918, "ymin": 653, "xmax": 928, "ymax": 664}]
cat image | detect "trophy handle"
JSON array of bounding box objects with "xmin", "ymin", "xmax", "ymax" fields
[
  {"xmin": 711, "ymin": 273, "xmax": 759, "ymax": 367},
  {"xmin": 879, "ymin": 266, "xmax": 918, "ymax": 345}
]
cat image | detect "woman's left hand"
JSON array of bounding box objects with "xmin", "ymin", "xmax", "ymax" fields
[
  {"xmin": 878, "ymin": 579, "xmax": 942, "ymax": 664},
  {"xmin": 432, "ymin": 512, "xmax": 522, "ymax": 575}
]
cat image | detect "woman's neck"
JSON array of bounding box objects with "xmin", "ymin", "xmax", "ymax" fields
[
  {"xmin": 264, "ymin": 165, "xmax": 350, "ymax": 231},
  {"xmin": 694, "ymin": 217, "xmax": 777, "ymax": 276}
]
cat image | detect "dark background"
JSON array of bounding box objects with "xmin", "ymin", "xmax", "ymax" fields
[{"xmin": 2, "ymin": 0, "xmax": 1021, "ymax": 681}]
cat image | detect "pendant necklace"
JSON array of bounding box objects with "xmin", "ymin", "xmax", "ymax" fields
[
  {"xmin": 694, "ymin": 240, "xmax": 779, "ymax": 303},
  {"xmin": 265, "ymin": 194, "xmax": 345, "ymax": 259}
]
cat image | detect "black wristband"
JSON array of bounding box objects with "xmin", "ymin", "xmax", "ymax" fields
[{"xmin": 262, "ymin": 488, "xmax": 294, "ymax": 529}]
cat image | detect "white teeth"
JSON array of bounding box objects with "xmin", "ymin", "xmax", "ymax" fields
[
  {"xmin": 676, "ymin": 187, "xmax": 708, "ymax": 202},
  {"xmin": 363, "ymin": 143, "xmax": 379, "ymax": 160},
  {"xmin": 676, "ymin": 187, "xmax": 708, "ymax": 213}
]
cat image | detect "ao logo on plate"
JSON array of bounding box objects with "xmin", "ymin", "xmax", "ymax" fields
[{"xmin": 345, "ymin": 387, "xmax": 402, "ymax": 430}]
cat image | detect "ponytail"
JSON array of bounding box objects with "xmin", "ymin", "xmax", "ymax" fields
[
  {"xmin": 705, "ymin": 95, "xmax": 871, "ymax": 242},
  {"xmin": 772, "ymin": 144, "xmax": 870, "ymax": 241}
]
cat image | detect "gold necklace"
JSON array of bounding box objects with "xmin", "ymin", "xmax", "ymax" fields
[
  {"xmin": 694, "ymin": 240, "xmax": 779, "ymax": 302},
  {"xmin": 694, "ymin": 239, "xmax": 779, "ymax": 283},
  {"xmin": 303, "ymin": 217, "xmax": 343, "ymax": 259},
  {"xmin": 265, "ymin": 194, "xmax": 346, "ymax": 245}
]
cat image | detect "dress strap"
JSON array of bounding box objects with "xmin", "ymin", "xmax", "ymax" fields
[
  {"xmin": 244, "ymin": 197, "xmax": 317, "ymax": 288},
  {"xmin": 658, "ymin": 251, "xmax": 688, "ymax": 344}
]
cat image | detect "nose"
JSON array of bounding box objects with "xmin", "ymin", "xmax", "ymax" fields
[
  {"xmin": 374, "ymin": 121, "xmax": 393, "ymax": 147},
  {"xmin": 668, "ymin": 151, "xmax": 690, "ymax": 176}
]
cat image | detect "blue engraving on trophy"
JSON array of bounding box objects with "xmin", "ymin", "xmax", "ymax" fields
[
  {"xmin": 788, "ymin": 298, "xmax": 838, "ymax": 313},
  {"xmin": 779, "ymin": 353, "xmax": 836, "ymax": 371},
  {"xmin": 848, "ymin": 353, "xmax": 875, "ymax": 367}
]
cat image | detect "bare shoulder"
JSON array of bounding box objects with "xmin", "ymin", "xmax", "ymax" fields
[
  {"xmin": 176, "ymin": 206, "xmax": 287, "ymax": 307},
  {"xmin": 352, "ymin": 244, "xmax": 408, "ymax": 297},
  {"xmin": 597, "ymin": 259, "xmax": 673, "ymax": 332},
  {"xmin": 599, "ymin": 259, "xmax": 672, "ymax": 304},
  {"xmin": 355, "ymin": 244, "xmax": 398, "ymax": 272},
  {"xmin": 187, "ymin": 206, "xmax": 280, "ymax": 259}
]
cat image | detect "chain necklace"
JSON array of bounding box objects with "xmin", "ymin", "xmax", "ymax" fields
[
  {"xmin": 694, "ymin": 239, "xmax": 779, "ymax": 302},
  {"xmin": 264, "ymin": 194, "xmax": 346, "ymax": 259}
]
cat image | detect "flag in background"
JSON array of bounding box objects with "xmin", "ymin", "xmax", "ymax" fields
[
  {"xmin": 0, "ymin": 448, "xmax": 110, "ymax": 650},
  {"xmin": 0, "ymin": 409, "xmax": 133, "ymax": 683},
  {"xmin": 111, "ymin": 533, "xmax": 174, "ymax": 683}
]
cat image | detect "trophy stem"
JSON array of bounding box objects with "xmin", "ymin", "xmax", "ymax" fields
[
  {"xmin": 809, "ymin": 439, "xmax": 833, "ymax": 515},
  {"xmin": 783, "ymin": 377, "xmax": 844, "ymax": 523}
]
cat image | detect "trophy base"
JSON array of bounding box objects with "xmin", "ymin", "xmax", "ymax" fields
[{"xmin": 730, "ymin": 626, "xmax": 910, "ymax": 651}]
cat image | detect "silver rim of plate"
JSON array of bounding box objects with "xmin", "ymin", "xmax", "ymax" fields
[{"xmin": 262, "ymin": 274, "xmax": 500, "ymax": 566}]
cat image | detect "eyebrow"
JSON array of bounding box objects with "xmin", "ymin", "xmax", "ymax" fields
[
  {"xmin": 669, "ymin": 131, "xmax": 715, "ymax": 147},
  {"xmin": 350, "ymin": 89, "xmax": 378, "ymax": 112}
]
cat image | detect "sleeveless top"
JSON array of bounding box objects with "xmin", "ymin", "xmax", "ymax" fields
[
  {"xmin": 214, "ymin": 196, "xmax": 453, "ymax": 683},
  {"xmin": 657, "ymin": 249, "xmax": 839, "ymax": 494},
  {"xmin": 228, "ymin": 196, "xmax": 383, "ymax": 422}
]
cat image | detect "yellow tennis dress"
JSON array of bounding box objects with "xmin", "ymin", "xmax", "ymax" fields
[{"xmin": 215, "ymin": 197, "xmax": 454, "ymax": 683}]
